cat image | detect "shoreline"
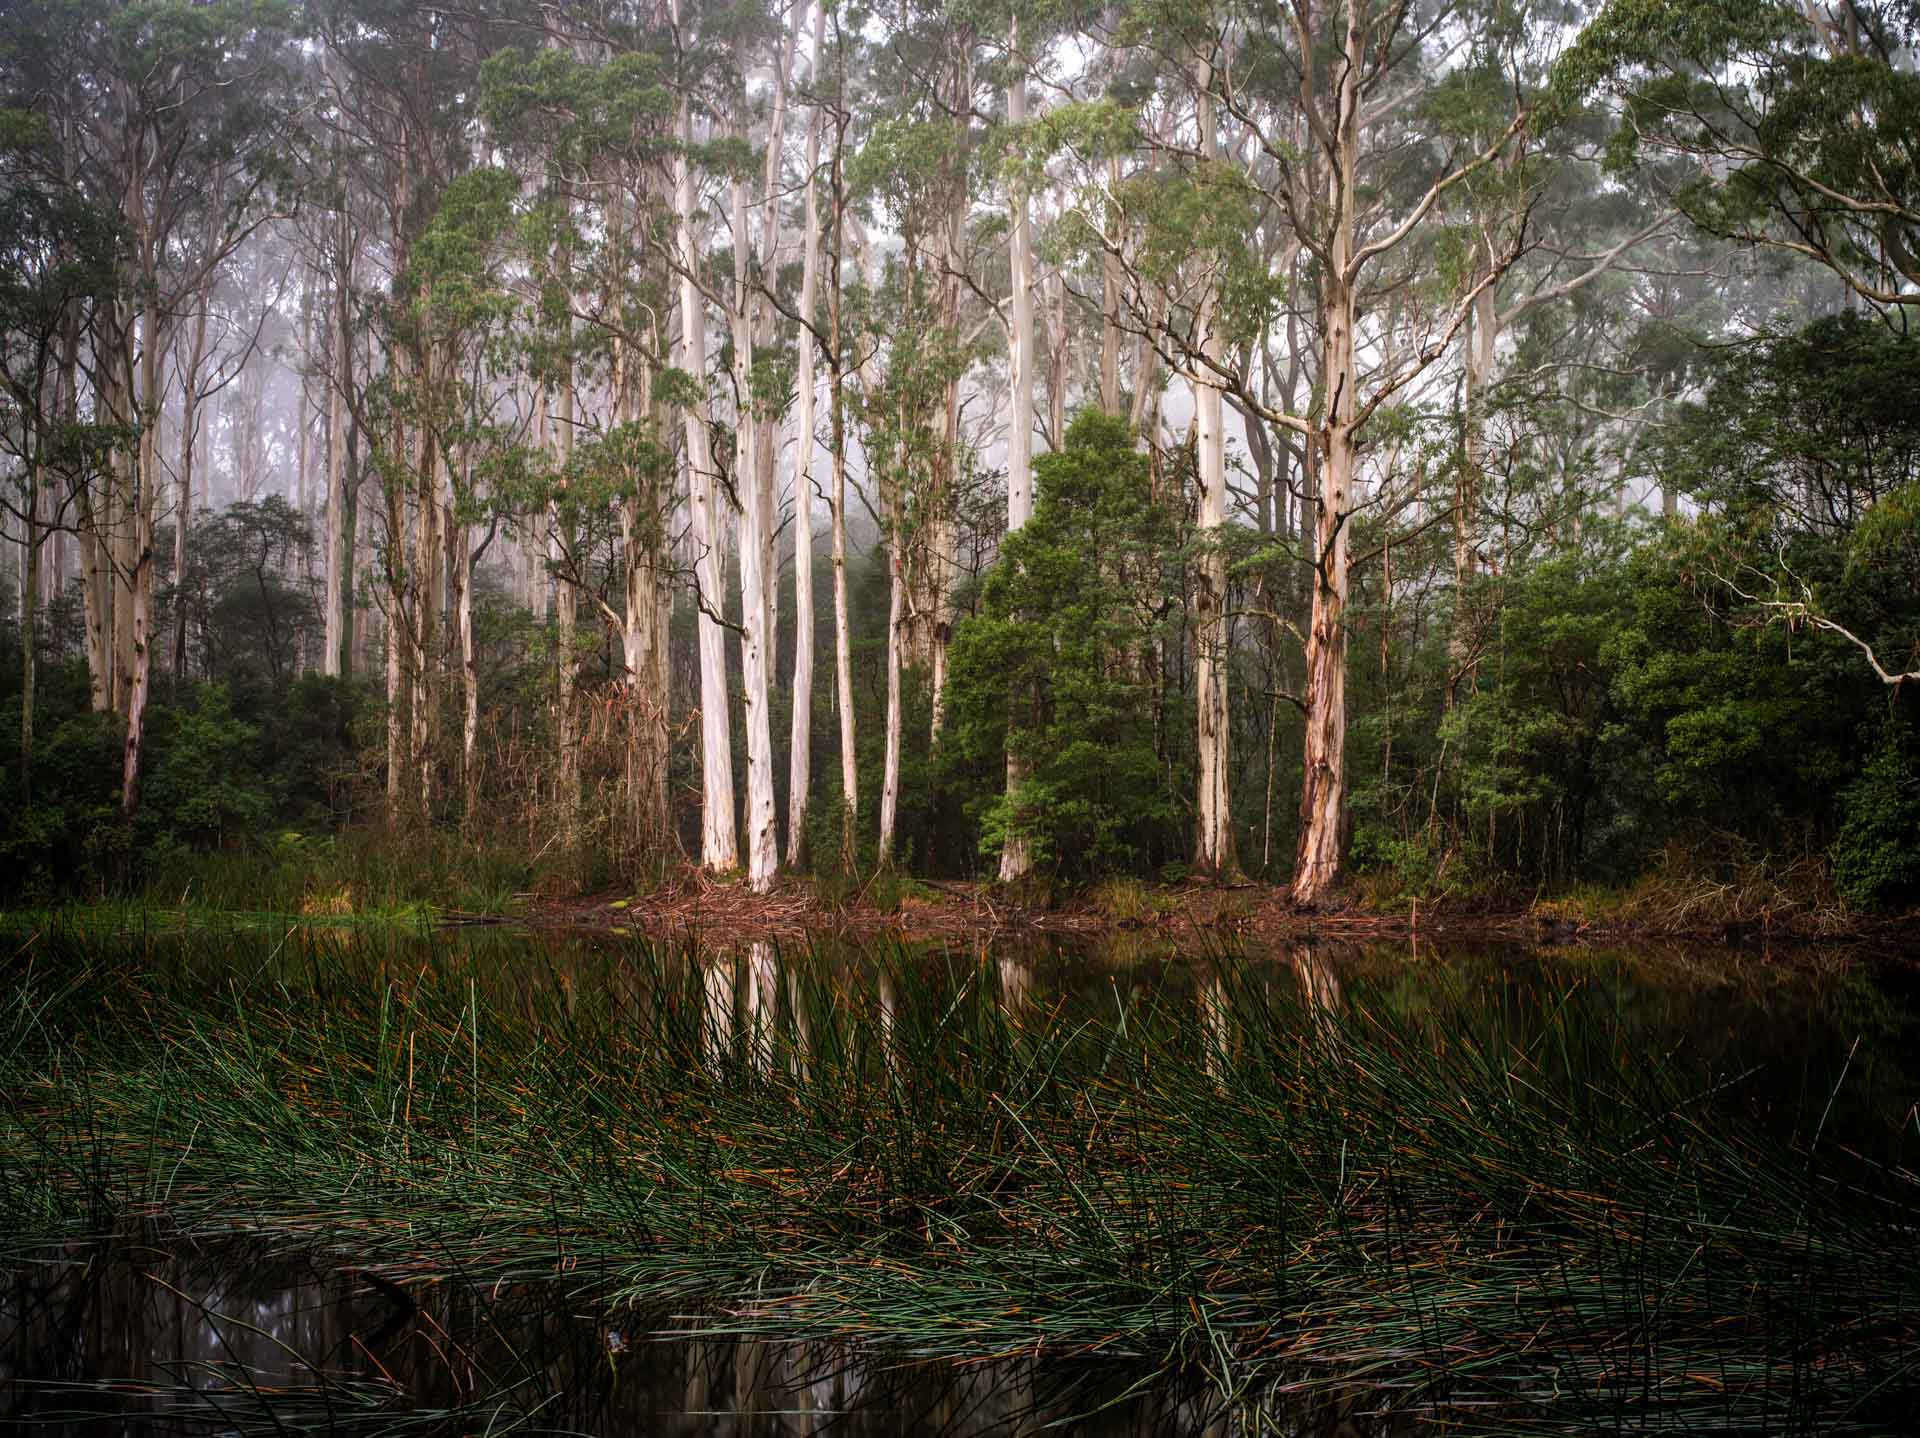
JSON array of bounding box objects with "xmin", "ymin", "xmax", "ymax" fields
[{"xmin": 501, "ymin": 868, "xmax": 1920, "ymax": 957}]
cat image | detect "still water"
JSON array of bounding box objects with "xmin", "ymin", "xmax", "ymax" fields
[{"xmin": 2, "ymin": 926, "xmax": 1915, "ymax": 1435}]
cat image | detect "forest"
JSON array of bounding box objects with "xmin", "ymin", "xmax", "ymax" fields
[{"xmin": 2, "ymin": 0, "xmax": 1918, "ymax": 917}]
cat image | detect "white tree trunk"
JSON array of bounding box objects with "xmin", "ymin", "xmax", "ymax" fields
[
  {"xmin": 323, "ymin": 248, "xmax": 351, "ymax": 678},
  {"xmin": 456, "ymin": 500, "xmax": 477, "ymax": 827},
  {"xmin": 829, "ymin": 186, "xmax": 858, "ymax": 868},
  {"xmin": 678, "ymin": 91, "xmax": 739, "ymax": 872},
  {"xmin": 878, "ymin": 509, "xmax": 905, "ymax": 866},
  {"xmin": 172, "ymin": 299, "xmax": 210, "ymax": 683},
  {"xmin": 998, "ymin": 36, "xmax": 1037, "ymax": 883},
  {"xmin": 733, "ymin": 174, "xmax": 778, "ymax": 893},
  {"xmin": 787, "ymin": 9, "xmax": 825, "ymax": 868},
  {"xmin": 120, "ymin": 320, "xmax": 163, "ymax": 816},
  {"xmin": 1192, "ymin": 71, "xmax": 1233, "ymax": 877}
]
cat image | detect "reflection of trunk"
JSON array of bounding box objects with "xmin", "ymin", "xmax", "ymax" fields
[
  {"xmin": 1197, "ymin": 970, "xmax": 1230, "ymax": 1085},
  {"xmin": 702, "ymin": 952, "xmax": 736, "ymax": 1070},
  {"xmin": 744, "ymin": 941, "xmax": 778, "ymax": 1074},
  {"xmin": 877, "ymin": 968, "xmax": 899, "ymax": 1079},
  {"xmin": 999, "ymin": 40, "xmax": 1036, "ymax": 883},
  {"xmin": 1192, "ymin": 71, "xmax": 1232, "ymax": 877},
  {"xmin": 1286, "ymin": 943, "xmax": 1342, "ymax": 1023},
  {"xmin": 677, "ymin": 81, "xmax": 738, "ymax": 872},
  {"xmin": 996, "ymin": 955, "xmax": 1031, "ymax": 1011}
]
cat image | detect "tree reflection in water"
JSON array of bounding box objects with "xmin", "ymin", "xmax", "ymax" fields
[{"xmin": 0, "ymin": 1243, "xmax": 1276, "ymax": 1436}]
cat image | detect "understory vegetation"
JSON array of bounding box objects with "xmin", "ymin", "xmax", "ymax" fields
[{"xmin": 4, "ymin": 317, "xmax": 1916, "ymax": 918}]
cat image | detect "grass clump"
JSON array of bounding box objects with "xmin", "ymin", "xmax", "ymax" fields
[{"xmin": 1, "ymin": 924, "xmax": 1914, "ymax": 1433}]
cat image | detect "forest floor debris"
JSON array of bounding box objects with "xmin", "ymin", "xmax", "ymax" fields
[{"xmin": 516, "ymin": 866, "xmax": 1920, "ymax": 955}]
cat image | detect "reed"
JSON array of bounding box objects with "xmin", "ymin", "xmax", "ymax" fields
[{"xmin": 2, "ymin": 921, "xmax": 1913, "ymax": 1433}]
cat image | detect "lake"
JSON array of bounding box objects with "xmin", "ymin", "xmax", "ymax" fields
[{"xmin": 2, "ymin": 920, "xmax": 1915, "ymax": 1434}]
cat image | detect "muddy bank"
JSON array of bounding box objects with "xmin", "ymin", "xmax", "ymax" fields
[{"xmin": 493, "ymin": 867, "xmax": 1918, "ymax": 956}]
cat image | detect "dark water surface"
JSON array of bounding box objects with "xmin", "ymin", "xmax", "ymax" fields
[{"xmin": 3, "ymin": 924, "xmax": 1915, "ymax": 1435}]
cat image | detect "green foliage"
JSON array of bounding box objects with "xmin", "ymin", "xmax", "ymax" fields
[
  {"xmin": 138, "ymin": 685, "xmax": 273, "ymax": 853},
  {"xmin": 1832, "ymin": 721, "xmax": 1920, "ymax": 911},
  {"xmin": 1552, "ymin": 0, "xmax": 1920, "ymax": 298},
  {"xmin": 942, "ymin": 411, "xmax": 1180, "ymax": 878}
]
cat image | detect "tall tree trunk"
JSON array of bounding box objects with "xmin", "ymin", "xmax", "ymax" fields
[
  {"xmin": 172, "ymin": 299, "xmax": 211, "ymax": 684},
  {"xmin": 677, "ymin": 85, "xmax": 739, "ymax": 871},
  {"xmin": 733, "ymin": 174, "xmax": 778, "ymax": 893},
  {"xmin": 553, "ymin": 377, "xmax": 579, "ymax": 853},
  {"xmin": 1192, "ymin": 69, "xmax": 1233, "ymax": 877},
  {"xmin": 120, "ymin": 317, "xmax": 163, "ymax": 817},
  {"xmin": 828, "ymin": 120, "xmax": 858, "ymax": 869},
  {"xmin": 878, "ymin": 487, "xmax": 905, "ymax": 866},
  {"xmin": 411, "ymin": 403, "xmax": 441, "ymax": 819},
  {"xmin": 999, "ymin": 30, "xmax": 1037, "ymax": 882},
  {"xmin": 1293, "ymin": 20, "xmax": 1362, "ymax": 908},
  {"xmin": 295, "ymin": 266, "xmax": 314, "ymax": 519},
  {"xmin": 324, "ymin": 234, "xmax": 354, "ymax": 678},
  {"xmin": 1450, "ymin": 279, "xmax": 1493, "ymax": 706},
  {"xmin": 754, "ymin": 14, "xmax": 797, "ymax": 687},
  {"xmin": 787, "ymin": 5, "xmax": 826, "ymax": 868},
  {"xmin": 1046, "ymin": 264, "xmax": 1067, "ymax": 447},
  {"xmin": 618, "ymin": 325, "xmax": 672, "ymax": 867},
  {"xmin": 455, "ymin": 480, "xmax": 477, "ymax": 830},
  {"xmin": 925, "ymin": 40, "xmax": 970, "ymax": 736},
  {"xmin": 1100, "ymin": 153, "xmax": 1124, "ymax": 415},
  {"xmin": 20, "ymin": 450, "xmax": 39, "ymax": 805}
]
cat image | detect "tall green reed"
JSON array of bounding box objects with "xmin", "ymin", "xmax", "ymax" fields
[{"xmin": 1, "ymin": 921, "xmax": 1912, "ymax": 1433}]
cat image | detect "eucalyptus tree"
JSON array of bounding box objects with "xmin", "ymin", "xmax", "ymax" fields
[
  {"xmin": 480, "ymin": 20, "xmax": 683, "ymax": 866},
  {"xmin": 669, "ymin": 0, "xmax": 739, "ymax": 873},
  {"xmin": 991, "ymin": 0, "xmax": 1045, "ymax": 880},
  {"xmin": 786, "ymin": 0, "xmax": 829, "ymax": 868},
  {"xmin": 0, "ymin": 0, "xmax": 297, "ymax": 816},
  {"xmin": 0, "ymin": 172, "xmax": 117, "ymax": 805},
  {"xmin": 1420, "ymin": 17, "xmax": 1674, "ymax": 705},
  {"xmin": 724, "ymin": 0, "xmax": 799, "ymax": 892},
  {"xmin": 167, "ymin": 245, "xmax": 279, "ymax": 687},
  {"xmin": 1558, "ymin": 0, "xmax": 1920, "ymax": 311},
  {"xmin": 850, "ymin": 0, "xmax": 984, "ymax": 864},
  {"xmin": 310, "ymin": 0, "xmax": 525, "ymax": 825},
  {"xmin": 1100, "ymin": 0, "xmax": 1550, "ymax": 900}
]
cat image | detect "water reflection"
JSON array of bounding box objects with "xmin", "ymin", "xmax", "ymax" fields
[
  {"xmin": 1, "ymin": 1246, "xmax": 1268, "ymax": 1436},
  {"xmin": 745, "ymin": 941, "xmax": 779, "ymax": 1074},
  {"xmin": 1286, "ymin": 945, "xmax": 1342, "ymax": 1017},
  {"xmin": 704, "ymin": 948, "xmax": 736, "ymax": 1069}
]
